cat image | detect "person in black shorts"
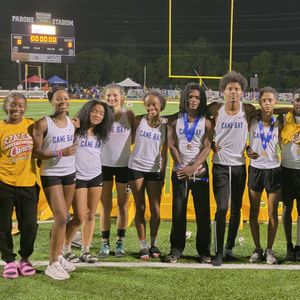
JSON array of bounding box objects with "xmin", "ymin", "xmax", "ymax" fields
[{"xmin": 246, "ymin": 87, "xmax": 282, "ymax": 264}]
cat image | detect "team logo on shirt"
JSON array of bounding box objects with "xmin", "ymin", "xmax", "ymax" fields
[{"xmin": 3, "ymin": 133, "xmax": 33, "ymax": 161}]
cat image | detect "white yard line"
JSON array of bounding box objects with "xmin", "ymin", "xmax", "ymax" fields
[{"xmin": 1, "ymin": 261, "xmax": 300, "ymax": 270}]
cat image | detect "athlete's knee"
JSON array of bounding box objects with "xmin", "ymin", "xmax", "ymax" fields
[{"xmin": 54, "ymin": 213, "xmax": 68, "ymax": 227}]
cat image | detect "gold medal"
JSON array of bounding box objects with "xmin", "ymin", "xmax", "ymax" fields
[
  {"xmin": 261, "ymin": 150, "xmax": 268, "ymax": 157},
  {"xmin": 187, "ymin": 143, "xmax": 192, "ymax": 150}
]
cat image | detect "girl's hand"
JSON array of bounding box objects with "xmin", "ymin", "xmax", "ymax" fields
[
  {"xmin": 72, "ymin": 118, "xmax": 80, "ymax": 128},
  {"xmin": 177, "ymin": 165, "xmax": 195, "ymax": 179},
  {"xmin": 246, "ymin": 146, "xmax": 259, "ymax": 159},
  {"xmin": 211, "ymin": 141, "xmax": 221, "ymax": 152},
  {"xmin": 61, "ymin": 145, "xmax": 76, "ymax": 156}
]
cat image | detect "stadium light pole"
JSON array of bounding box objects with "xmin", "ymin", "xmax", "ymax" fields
[{"xmin": 16, "ymin": 60, "xmax": 22, "ymax": 84}]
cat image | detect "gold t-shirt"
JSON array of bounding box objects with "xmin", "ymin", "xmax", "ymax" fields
[{"xmin": 0, "ymin": 118, "xmax": 36, "ymax": 186}]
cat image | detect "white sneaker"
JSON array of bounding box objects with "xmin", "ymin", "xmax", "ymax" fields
[
  {"xmin": 59, "ymin": 255, "xmax": 76, "ymax": 272},
  {"xmin": 265, "ymin": 249, "xmax": 277, "ymax": 265},
  {"xmin": 45, "ymin": 261, "xmax": 70, "ymax": 280}
]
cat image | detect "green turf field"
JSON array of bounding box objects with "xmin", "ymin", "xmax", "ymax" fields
[{"xmin": 1, "ymin": 221, "xmax": 300, "ymax": 299}]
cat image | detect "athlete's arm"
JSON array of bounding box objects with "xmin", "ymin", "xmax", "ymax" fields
[
  {"xmin": 161, "ymin": 123, "xmax": 168, "ymax": 180},
  {"xmin": 32, "ymin": 117, "xmax": 75, "ymax": 159},
  {"xmin": 131, "ymin": 115, "xmax": 143, "ymax": 144},
  {"xmin": 167, "ymin": 113, "xmax": 182, "ymax": 167},
  {"xmin": 127, "ymin": 110, "xmax": 135, "ymax": 144}
]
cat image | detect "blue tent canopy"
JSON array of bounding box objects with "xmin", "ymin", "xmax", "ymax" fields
[{"xmin": 47, "ymin": 75, "xmax": 68, "ymax": 85}]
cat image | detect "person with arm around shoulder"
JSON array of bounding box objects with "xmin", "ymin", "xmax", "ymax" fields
[
  {"xmin": 128, "ymin": 90, "xmax": 168, "ymax": 260},
  {"xmin": 63, "ymin": 100, "xmax": 113, "ymax": 263},
  {"xmin": 99, "ymin": 84, "xmax": 135, "ymax": 258},
  {"xmin": 32, "ymin": 87, "xmax": 76, "ymax": 280},
  {"xmin": 247, "ymin": 87, "xmax": 282, "ymax": 265}
]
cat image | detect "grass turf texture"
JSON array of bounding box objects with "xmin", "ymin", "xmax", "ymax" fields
[{"xmin": 1, "ymin": 221, "xmax": 300, "ymax": 299}]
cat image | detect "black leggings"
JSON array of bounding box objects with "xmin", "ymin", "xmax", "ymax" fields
[
  {"xmin": 212, "ymin": 164, "xmax": 246, "ymax": 253},
  {"xmin": 0, "ymin": 181, "xmax": 38, "ymax": 263}
]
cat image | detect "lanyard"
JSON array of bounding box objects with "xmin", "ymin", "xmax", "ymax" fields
[
  {"xmin": 258, "ymin": 117, "xmax": 275, "ymax": 150},
  {"xmin": 183, "ymin": 112, "xmax": 200, "ymax": 143}
]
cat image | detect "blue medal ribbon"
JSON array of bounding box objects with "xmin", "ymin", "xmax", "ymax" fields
[
  {"xmin": 258, "ymin": 117, "xmax": 275, "ymax": 150},
  {"xmin": 183, "ymin": 112, "xmax": 200, "ymax": 144}
]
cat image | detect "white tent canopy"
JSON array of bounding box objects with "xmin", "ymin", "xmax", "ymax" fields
[{"xmin": 117, "ymin": 77, "xmax": 141, "ymax": 88}]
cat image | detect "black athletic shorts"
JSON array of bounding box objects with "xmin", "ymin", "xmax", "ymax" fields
[
  {"xmin": 128, "ymin": 168, "xmax": 163, "ymax": 182},
  {"xmin": 248, "ymin": 166, "xmax": 281, "ymax": 193},
  {"xmin": 281, "ymin": 167, "xmax": 300, "ymax": 205},
  {"xmin": 76, "ymin": 174, "xmax": 103, "ymax": 189},
  {"xmin": 41, "ymin": 172, "xmax": 76, "ymax": 189},
  {"xmin": 102, "ymin": 166, "xmax": 128, "ymax": 183}
]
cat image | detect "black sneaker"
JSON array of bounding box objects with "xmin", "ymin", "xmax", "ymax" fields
[
  {"xmin": 211, "ymin": 252, "xmax": 223, "ymax": 267},
  {"xmin": 165, "ymin": 254, "xmax": 178, "ymax": 263},
  {"xmin": 285, "ymin": 243, "xmax": 295, "ymax": 261},
  {"xmin": 224, "ymin": 249, "xmax": 239, "ymax": 261}
]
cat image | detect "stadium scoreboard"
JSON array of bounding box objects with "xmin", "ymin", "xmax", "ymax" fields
[{"xmin": 11, "ymin": 12, "xmax": 75, "ymax": 63}]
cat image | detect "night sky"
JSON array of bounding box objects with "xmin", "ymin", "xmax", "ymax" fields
[{"xmin": 1, "ymin": 0, "xmax": 300, "ymax": 62}]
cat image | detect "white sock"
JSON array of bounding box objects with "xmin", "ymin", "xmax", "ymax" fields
[
  {"xmin": 139, "ymin": 240, "xmax": 148, "ymax": 250},
  {"xmin": 81, "ymin": 245, "xmax": 90, "ymax": 255},
  {"xmin": 62, "ymin": 244, "xmax": 71, "ymax": 255},
  {"xmin": 296, "ymin": 216, "xmax": 300, "ymax": 246}
]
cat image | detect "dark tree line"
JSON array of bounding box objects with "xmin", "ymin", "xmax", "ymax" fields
[{"xmin": 1, "ymin": 36, "xmax": 300, "ymax": 91}]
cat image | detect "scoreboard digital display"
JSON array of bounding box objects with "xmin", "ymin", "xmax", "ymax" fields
[{"xmin": 11, "ymin": 13, "xmax": 75, "ymax": 63}]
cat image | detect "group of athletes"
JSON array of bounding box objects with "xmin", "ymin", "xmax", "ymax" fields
[{"xmin": 0, "ymin": 71, "xmax": 299, "ymax": 280}]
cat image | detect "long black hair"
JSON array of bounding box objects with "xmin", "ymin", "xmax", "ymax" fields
[
  {"xmin": 75, "ymin": 100, "xmax": 113, "ymax": 142},
  {"xmin": 179, "ymin": 82, "xmax": 207, "ymax": 117}
]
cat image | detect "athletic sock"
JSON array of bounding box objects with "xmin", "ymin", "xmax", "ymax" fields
[
  {"xmin": 139, "ymin": 240, "xmax": 148, "ymax": 250},
  {"xmin": 62, "ymin": 244, "xmax": 71, "ymax": 255},
  {"xmin": 101, "ymin": 230, "xmax": 110, "ymax": 240},
  {"xmin": 81, "ymin": 245, "xmax": 90, "ymax": 255},
  {"xmin": 117, "ymin": 228, "xmax": 126, "ymax": 242}
]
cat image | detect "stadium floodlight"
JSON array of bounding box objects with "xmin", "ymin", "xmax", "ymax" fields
[{"xmin": 168, "ymin": 0, "xmax": 235, "ymax": 81}]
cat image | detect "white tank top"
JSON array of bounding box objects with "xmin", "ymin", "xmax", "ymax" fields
[
  {"xmin": 281, "ymin": 115, "xmax": 300, "ymax": 169},
  {"xmin": 249, "ymin": 118, "xmax": 280, "ymax": 169},
  {"xmin": 102, "ymin": 109, "xmax": 131, "ymax": 167},
  {"xmin": 212, "ymin": 104, "xmax": 248, "ymax": 166},
  {"xmin": 40, "ymin": 116, "xmax": 75, "ymax": 176},
  {"xmin": 128, "ymin": 116, "xmax": 167, "ymax": 172},
  {"xmin": 174, "ymin": 112, "xmax": 205, "ymax": 170},
  {"xmin": 75, "ymin": 135, "xmax": 102, "ymax": 180}
]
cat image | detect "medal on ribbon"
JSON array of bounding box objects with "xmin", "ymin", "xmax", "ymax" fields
[
  {"xmin": 184, "ymin": 113, "xmax": 200, "ymax": 150},
  {"xmin": 258, "ymin": 117, "xmax": 275, "ymax": 158}
]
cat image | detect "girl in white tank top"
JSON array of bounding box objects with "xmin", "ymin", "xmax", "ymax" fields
[
  {"xmin": 99, "ymin": 84, "xmax": 135, "ymax": 258},
  {"xmin": 33, "ymin": 88, "xmax": 77, "ymax": 280},
  {"xmin": 129, "ymin": 90, "xmax": 168, "ymax": 260},
  {"xmin": 64, "ymin": 100, "xmax": 113, "ymax": 263},
  {"xmin": 246, "ymin": 87, "xmax": 282, "ymax": 264}
]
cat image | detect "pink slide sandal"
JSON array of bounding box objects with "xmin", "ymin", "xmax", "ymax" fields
[
  {"xmin": 18, "ymin": 260, "xmax": 36, "ymax": 276},
  {"xmin": 3, "ymin": 262, "xmax": 19, "ymax": 279}
]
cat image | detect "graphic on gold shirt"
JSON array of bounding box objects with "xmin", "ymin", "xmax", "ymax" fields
[{"xmin": 3, "ymin": 133, "xmax": 33, "ymax": 162}]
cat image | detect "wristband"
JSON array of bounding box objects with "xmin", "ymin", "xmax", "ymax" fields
[
  {"xmin": 57, "ymin": 149, "xmax": 63, "ymax": 157},
  {"xmin": 175, "ymin": 163, "xmax": 184, "ymax": 171}
]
